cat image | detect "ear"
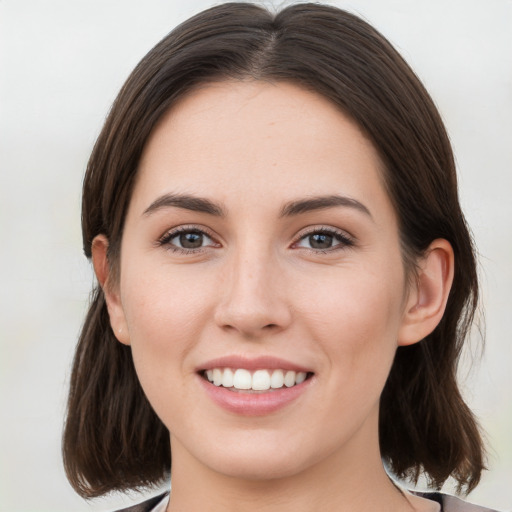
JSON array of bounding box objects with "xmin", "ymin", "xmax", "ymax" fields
[
  {"xmin": 91, "ymin": 235, "xmax": 130, "ymax": 345},
  {"xmin": 398, "ymin": 239, "xmax": 454, "ymax": 346}
]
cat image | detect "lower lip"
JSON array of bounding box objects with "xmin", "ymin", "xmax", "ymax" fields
[{"xmin": 198, "ymin": 375, "xmax": 313, "ymax": 416}]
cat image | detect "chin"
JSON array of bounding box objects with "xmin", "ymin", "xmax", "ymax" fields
[
  {"xmin": 211, "ymin": 454, "xmax": 306, "ymax": 482},
  {"xmin": 192, "ymin": 434, "xmax": 323, "ymax": 482}
]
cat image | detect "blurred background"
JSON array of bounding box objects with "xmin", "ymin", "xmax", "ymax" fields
[{"xmin": 0, "ymin": 0, "xmax": 510, "ymax": 511}]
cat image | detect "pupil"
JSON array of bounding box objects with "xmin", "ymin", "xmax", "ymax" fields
[
  {"xmin": 179, "ymin": 232, "xmax": 203, "ymax": 248},
  {"xmin": 310, "ymin": 233, "xmax": 333, "ymax": 249}
]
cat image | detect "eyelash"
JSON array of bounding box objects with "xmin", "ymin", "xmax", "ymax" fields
[
  {"xmin": 156, "ymin": 225, "xmax": 355, "ymax": 254},
  {"xmin": 156, "ymin": 225, "xmax": 219, "ymax": 255},
  {"xmin": 292, "ymin": 226, "xmax": 355, "ymax": 253}
]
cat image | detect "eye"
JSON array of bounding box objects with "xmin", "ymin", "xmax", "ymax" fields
[
  {"xmin": 157, "ymin": 226, "xmax": 218, "ymax": 253},
  {"xmin": 294, "ymin": 227, "xmax": 354, "ymax": 252}
]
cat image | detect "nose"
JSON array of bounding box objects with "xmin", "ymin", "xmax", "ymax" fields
[{"xmin": 214, "ymin": 250, "xmax": 292, "ymax": 339}]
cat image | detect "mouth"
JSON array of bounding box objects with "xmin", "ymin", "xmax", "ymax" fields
[
  {"xmin": 197, "ymin": 356, "xmax": 315, "ymax": 415},
  {"xmin": 200, "ymin": 368, "xmax": 314, "ymax": 393}
]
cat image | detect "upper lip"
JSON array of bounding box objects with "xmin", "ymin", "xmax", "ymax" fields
[{"xmin": 197, "ymin": 355, "xmax": 313, "ymax": 373}]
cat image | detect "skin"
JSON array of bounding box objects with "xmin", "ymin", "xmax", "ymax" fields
[{"xmin": 93, "ymin": 81, "xmax": 453, "ymax": 512}]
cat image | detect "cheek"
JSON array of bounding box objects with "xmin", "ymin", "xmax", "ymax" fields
[
  {"xmin": 118, "ymin": 266, "xmax": 218, "ymax": 426},
  {"xmin": 302, "ymin": 261, "xmax": 403, "ymax": 330},
  {"xmin": 296, "ymin": 262, "xmax": 405, "ymax": 380},
  {"xmin": 119, "ymin": 263, "xmax": 216, "ymax": 370}
]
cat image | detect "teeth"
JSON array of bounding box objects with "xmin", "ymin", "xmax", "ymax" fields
[
  {"xmin": 221, "ymin": 368, "xmax": 234, "ymax": 388},
  {"xmin": 213, "ymin": 368, "xmax": 223, "ymax": 386},
  {"xmin": 204, "ymin": 368, "xmax": 309, "ymax": 391},
  {"xmin": 233, "ymin": 369, "xmax": 252, "ymax": 390},
  {"xmin": 270, "ymin": 369, "xmax": 284, "ymax": 389},
  {"xmin": 252, "ymin": 370, "xmax": 271, "ymax": 391},
  {"xmin": 295, "ymin": 371, "xmax": 307, "ymax": 384},
  {"xmin": 284, "ymin": 370, "xmax": 295, "ymax": 387}
]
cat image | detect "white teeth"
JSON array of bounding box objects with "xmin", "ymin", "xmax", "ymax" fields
[
  {"xmin": 284, "ymin": 370, "xmax": 296, "ymax": 388},
  {"xmin": 252, "ymin": 370, "xmax": 271, "ymax": 391},
  {"xmin": 270, "ymin": 369, "xmax": 284, "ymax": 388},
  {"xmin": 213, "ymin": 368, "xmax": 223, "ymax": 386},
  {"xmin": 233, "ymin": 369, "xmax": 252, "ymax": 390},
  {"xmin": 296, "ymin": 371, "xmax": 307, "ymax": 384},
  {"xmin": 204, "ymin": 368, "xmax": 309, "ymax": 391},
  {"xmin": 221, "ymin": 368, "xmax": 234, "ymax": 388}
]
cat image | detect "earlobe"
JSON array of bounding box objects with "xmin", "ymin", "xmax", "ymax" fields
[
  {"xmin": 91, "ymin": 235, "xmax": 131, "ymax": 346},
  {"xmin": 398, "ymin": 239, "xmax": 454, "ymax": 346}
]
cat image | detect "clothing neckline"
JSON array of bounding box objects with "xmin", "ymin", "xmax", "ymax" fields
[
  {"xmin": 149, "ymin": 493, "xmax": 169, "ymax": 512},
  {"xmin": 147, "ymin": 490, "xmax": 442, "ymax": 512}
]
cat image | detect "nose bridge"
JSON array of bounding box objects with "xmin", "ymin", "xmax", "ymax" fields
[{"xmin": 215, "ymin": 238, "xmax": 291, "ymax": 336}]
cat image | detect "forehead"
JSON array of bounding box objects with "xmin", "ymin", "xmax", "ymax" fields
[{"xmin": 133, "ymin": 80, "xmax": 392, "ymax": 221}]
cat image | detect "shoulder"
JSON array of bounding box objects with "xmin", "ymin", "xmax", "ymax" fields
[
  {"xmin": 416, "ymin": 491, "xmax": 501, "ymax": 512},
  {"xmin": 113, "ymin": 492, "xmax": 169, "ymax": 512}
]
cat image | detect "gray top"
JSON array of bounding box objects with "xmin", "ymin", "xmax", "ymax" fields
[{"xmin": 115, "ymin": 491, "xmax": 502, "ymax": 512}]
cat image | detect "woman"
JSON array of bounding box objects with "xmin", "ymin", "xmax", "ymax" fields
[{"xmin": 63, "ymin": 3, "xmax": 497, "ymax": 511}]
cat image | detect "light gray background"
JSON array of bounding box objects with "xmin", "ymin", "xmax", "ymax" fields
[{"xmin": 0, "ymin": 1, "xmax": 511, "ymax": 511}]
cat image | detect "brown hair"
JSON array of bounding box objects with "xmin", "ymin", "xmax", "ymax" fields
[{"xmin": 63, "ymin": 2, "xmax": 485, "ymax": 498}]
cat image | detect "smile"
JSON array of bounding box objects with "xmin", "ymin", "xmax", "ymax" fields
[
  {"xmin": 197, "ymin": 357, "xmax": 315, "ymax": 415},
  {"xmin": 203, "ymin": 368, "xmax": 309, "ymax": 391}
]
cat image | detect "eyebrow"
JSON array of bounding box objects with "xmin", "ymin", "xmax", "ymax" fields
[
  {"xmin": 143, "ymin": 193, "xmax": 226, "ymax": 217},
  {"xmin": 143, "ymin": 192, "xmax": 372, "ymax": 219},
  {"xmin": 279, "ymin": 194, "xmax": 372, "ymax": 219}
]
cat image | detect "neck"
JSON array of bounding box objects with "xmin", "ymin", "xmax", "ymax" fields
[{"xmin": 166, "ymin": 409, "xmax": 414, "ymax": 512}]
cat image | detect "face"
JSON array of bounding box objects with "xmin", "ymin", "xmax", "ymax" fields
[{"xmin": 108, "ymin": 81, "xmax": 415, "ymax": 481}]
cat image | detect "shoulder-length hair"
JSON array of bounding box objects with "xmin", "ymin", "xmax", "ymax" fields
[{"xmin": 63, "ymin": 1, "xmax": 484, "ymax": 498}]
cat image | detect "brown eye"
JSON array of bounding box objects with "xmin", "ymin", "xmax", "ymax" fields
[
  {"xmin": 159, "ymin": 227, "xmax": 217, "ymax": 252},
  {"xmin": 295, "ymin": 228, "xmax": 354, "ymax": 252},
  {"xmin": 178, "ymin": 231, "xmax": 204, "ymax": 248},
  {"xmin": 308, "ymin": 233, "xmax": 334, "ymax": 249}
]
